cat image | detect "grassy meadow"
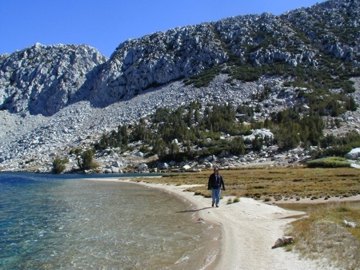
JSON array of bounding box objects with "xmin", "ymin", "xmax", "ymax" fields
[{"xmin": 140, "ymin": 167, "xmax": 360, "ymax": 201}]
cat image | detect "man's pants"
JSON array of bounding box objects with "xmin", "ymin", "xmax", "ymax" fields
[{"xmin": 211, "ymin": 188, "xmax": 221, "ymax": 206}]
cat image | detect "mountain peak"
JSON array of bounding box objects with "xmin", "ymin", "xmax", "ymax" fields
[
  {"xmin": 0, "ymin": 0, "xmax": 359, "ymax": 115},
  {"xmin": 0, "ymin": 44, "xmax": 106, "ymax": 115}
]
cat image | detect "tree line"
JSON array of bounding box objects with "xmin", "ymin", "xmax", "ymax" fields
[{"xmin": 53, "ymin": 101, "xmax": 360, "ymax": 173}]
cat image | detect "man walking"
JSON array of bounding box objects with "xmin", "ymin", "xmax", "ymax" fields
[{"xmin": 208, "ymin": 167, "xmax": 225, "ymax": 207}]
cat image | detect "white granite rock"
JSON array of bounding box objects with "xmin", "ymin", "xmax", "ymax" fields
[{"xmin": 345, "ymin": 148, "xmax": 360, "ymax": 159}]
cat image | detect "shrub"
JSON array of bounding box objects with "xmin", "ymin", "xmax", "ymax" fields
[
  {"xmin": 319, "ymin": 131, "xmax": 360, "ymax": 157},
  {"xmin": 131, "ymin": 119, "xmax": 151, "ymax": 142},
  {"xmin": 184, "ymin": 66, "xmax": 222, "ymax": 88},
  {"xmin": 78, "ymin": 149, "xmax": 99, "ymax": 171},
  {"xmin": 273, "ymin": 123, "xmax": 301, "ymax": 151},
  {"xmin": 307, "ymin": 157, "xmax": 350, "ymax": 168},
  {"xmin": 52, "ymin": 157, "xmax": 68, "ymax": 174},
  {"xmin": 321, "ymin": 146, "xmax": 353, "ymax": 158},
  {"xmin": 230, "ymin": 137, "xmax": 246, "ymax": 155}
]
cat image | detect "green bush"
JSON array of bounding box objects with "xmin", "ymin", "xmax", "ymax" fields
[
  {"xmin": 90, "ymin": 95, "xmax": 355, "ymax": 165},
  {"xmin": 52, "ymin": 157, "xmax": 68, "ymax": 174},
  {"xmin": 77, "ymin": 149, "xmax": 99, "ymax": 171},
  {"xmin": 273, "ymin": 122, "xmax": 301, "ymax": 151},
  {"xmin": 307, "ymin": 157, "xmax": 351, "ymax": 168},
  {"xmin": 319, "ymin": 131, "xmax": 360, "ymax": 157},
  {"xmin": 131, "ymin": 119, "xmax": 151, "ymax": 142},
  {"xmin": 184, "ymin": 66, "xmax": 222, "ymax": 88},
  {"xmin": 321, "ymin": 146, "xmax": 353, "ymax": 158},
  {"xmin": 230, "ymin": 137, "xmax": 246, "ymax": 155}
]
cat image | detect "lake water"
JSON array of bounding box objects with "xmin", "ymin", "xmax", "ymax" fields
[{"xmin": 0, "ymin": 173, "xmax": 219, "ymax": 269}]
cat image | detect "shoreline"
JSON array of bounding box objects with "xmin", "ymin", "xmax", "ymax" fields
[
  {"xmin": 80, "ymin": 177, "xmax": 343, "ymax": 270},
  {"xmin": 116, "ymin": 180, "xmax": 337, "ymax": 270},
  {"xmin": 133, "ymin": 181, "xmax": 222, "ymax": 270},
  {"xmin": 80, "ymin": 177, "xmax": 221, "ymax": 269}
]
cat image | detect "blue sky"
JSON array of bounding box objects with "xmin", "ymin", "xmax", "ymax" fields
[{"xmin": 0, "ymin": 0, "xmax": 324, "ymax": 57}]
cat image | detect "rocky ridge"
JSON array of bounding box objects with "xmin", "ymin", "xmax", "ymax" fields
[
  {"xmin": 1, "ymin": 0, "xmax": 359, "ymax": 116},
  {"xmin": 1, "ymin": 0, "xmax": 360, "ymax": 172},
  {"xmin": 0, "ymin": 43, "xmax": 106, "ymax": 115}
]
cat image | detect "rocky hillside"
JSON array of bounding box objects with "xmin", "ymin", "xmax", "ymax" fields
[
  {"xmin": 0, "ymin": 0, "xmax": 360, "ymax": 172},
  {"xmin": 283, "ymin": 0, "xmax": 360, "ymax": 62},
  {"xmin": 0, "ymin": 44, "xmax": 106, "ymax": 115},
  {"xmin": 87, "ymin": 24, "xmax": 228, "ymax": 107},
  {"xmin": 88, "ymin": 0, "xmax": 359, "ymax": 107}
]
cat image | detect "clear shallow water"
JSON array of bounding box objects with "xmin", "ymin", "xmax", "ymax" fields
[{"xmin": 0, "ymin": 173, "xmax": 218, "ymax": 269}]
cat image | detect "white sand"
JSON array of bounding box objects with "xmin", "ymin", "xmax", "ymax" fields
[{"xmin": 133, "ymin": 182, "xmax": 339, "ymax": 270}]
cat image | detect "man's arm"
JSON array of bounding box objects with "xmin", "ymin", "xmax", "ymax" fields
[{"xmin": 221, "ymin": 177, "xmax": 225, "ymax": 191}]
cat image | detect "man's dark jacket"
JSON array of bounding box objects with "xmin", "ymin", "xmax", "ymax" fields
[{"xmin": 208, "ymin": 173, "xmax": 225, "ymax": 190}]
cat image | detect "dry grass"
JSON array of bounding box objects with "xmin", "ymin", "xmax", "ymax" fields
[
  {"xmin": 142, "ymin": 167, "xmax": 360, "ymax": 201},
  {"xmin": 283, "ymin": 202, "xmax": 360, "ymax": 241},
  {"xmin": 283, "ymin": 202, "xmax": 360, "ymax": 270}
]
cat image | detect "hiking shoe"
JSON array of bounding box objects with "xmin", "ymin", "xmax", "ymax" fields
[{"xmin": 216, "ymin": 205, "xmax": 219, "ymax": 208}]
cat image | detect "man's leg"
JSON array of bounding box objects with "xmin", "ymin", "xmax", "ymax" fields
[
  {"xmin": 215, "ymin": 188, "xmax": 221, "ymax": 207},
  {"xmin": 211, "ymin": 189, "xmax": 216, "ymax": 207}
]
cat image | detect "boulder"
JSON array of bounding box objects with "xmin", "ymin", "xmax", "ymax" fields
[
  {"xmin": 135, "ymin": 151, "xmax": 144, "ymax": 157},
  {"xmin": 111, "ymin": 166, "xmax": 120, "ymax": 173},
  {"xmin": 345, "ymin": 148, "xmax": 360, "ymax": 159},
  {"xmin": 343, "ymin": 219, "xmax": 357, "ymax": 228},
  {"xmin": 182, "ymin": 164, "xmax": 191, "ymax": 170},
  {"xmin": 158, "ymin": 162, "xmax": 169, "ymax": 170},
  {"xmin": 271, "ymin": 237, "xmax": 294, "ymax": 249},
  {"xmin": 137, "ymin": 163, "xmax": 149, "ymax": 172},
  {"xmin": 112, "ymin": 161, "xmax": 123, "ymax": 168}
]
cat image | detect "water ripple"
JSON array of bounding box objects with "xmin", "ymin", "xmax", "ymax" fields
[{"xmin": 0, "ymin": 174, "xmax": 218, "ymax": 269}]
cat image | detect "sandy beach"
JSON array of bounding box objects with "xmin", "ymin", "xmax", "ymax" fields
[
  {"xmin": 131, "ymin": 181, "xmax": 339, "ymax": 270},
  {"xmin": 82, "ymin": 177, "xmax": 341, "ymax": 269}
]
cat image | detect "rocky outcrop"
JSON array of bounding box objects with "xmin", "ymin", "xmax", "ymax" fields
[
  {"xmin": 214, "ymin": 13, "xmax": 318, "ymax": 67},
  {"xmin": 271, "ymin": 236, "xmax": 294, "ymax": 249},
  {"xmin": 345, "ymin": 147, "xmax": 360, "ymax": 159},
  {"xmin": 0, "ymin": 43, "xmax": 106, "ymax": 115},
  {"xmin": 282, "ymin": 0, "xmax": 360, "ymax": 64},
  {"xmin": 87, "ymin": 24, "xmax": 228, "ymax": 107}
]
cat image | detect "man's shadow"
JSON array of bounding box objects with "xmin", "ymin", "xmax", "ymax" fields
[{"xmin": 176, "ymin": 207, "xmax": 212, "ymax": 213}]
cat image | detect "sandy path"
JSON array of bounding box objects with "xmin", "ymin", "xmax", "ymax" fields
[{"xmin": 134, "ymin": 182, "xmax": 337, "ymax": 270}]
